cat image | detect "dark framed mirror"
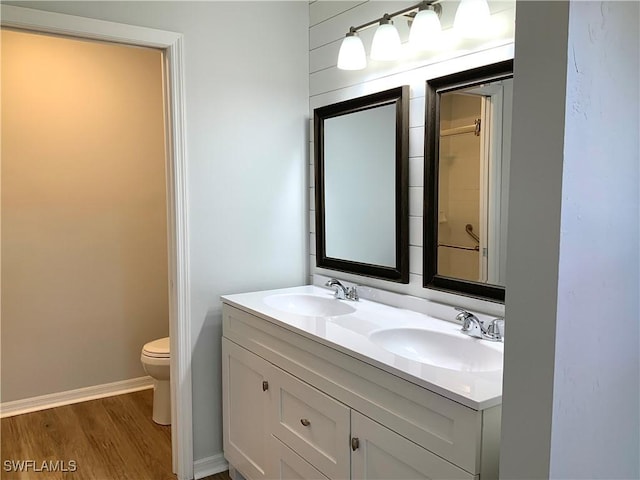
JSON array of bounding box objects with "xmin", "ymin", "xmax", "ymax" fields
[
  {"xmin": 424, "ymin": 60, "xmax": 513, "ymax": 301},
  {"xmin": 314, "ymin": 86, "xmax": 409, "ymax": 283}
]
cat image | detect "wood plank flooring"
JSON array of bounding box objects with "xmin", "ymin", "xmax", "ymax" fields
[
  {"xmin": 200, "ymin": 474, "xmax": 231, "ymax": 480},
  {"xmin": 1, "ymin": 390, "xmax": 230, "ymax": 480}
]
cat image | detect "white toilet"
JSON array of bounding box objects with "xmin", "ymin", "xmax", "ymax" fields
[{"xmin": 141, "ymin": 337, "xmax": 171, "ymax": 425}]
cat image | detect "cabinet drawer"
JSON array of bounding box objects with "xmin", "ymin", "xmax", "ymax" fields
[
  {"xmin": 270, "ymin": 436, "xmax": 330, "ymax": 480},
  {"xmin": 270, "ymin": 367, "xmax": 350, "ymax": 480}
]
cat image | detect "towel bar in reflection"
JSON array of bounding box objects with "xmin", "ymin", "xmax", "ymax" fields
[{"xmin": 438, "ymin": 243, "xmax": 480, "ymax": 252}]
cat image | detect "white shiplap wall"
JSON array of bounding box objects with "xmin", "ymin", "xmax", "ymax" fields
[{"xmin": 309, "ymin": 0, "xmax": 515, "ymax": 311}]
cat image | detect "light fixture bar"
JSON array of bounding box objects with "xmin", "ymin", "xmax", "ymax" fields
[{"xmin": 347, "ymin": 0, "xmax": 441, "ymax": 35}]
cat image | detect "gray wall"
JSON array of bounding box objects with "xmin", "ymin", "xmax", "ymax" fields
[
  {"xmin": 550, "ymin": 1, "xmax": 639, "ymax": 476},
  {"xmin": 499, "ymin": 2, "xmax": 569, "ymax": 476},
  {"xmin": 4, "ymin": 0, "xmax": 310, "ymax": 463},
  {"xmin": 501, "ymin": 1, "xmax": 640, "ymax": 477}
]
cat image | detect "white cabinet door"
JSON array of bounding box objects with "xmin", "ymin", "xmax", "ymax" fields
[
  {"xmin": 222, "ymin": 338, "xmax": 274, "ymax": 480},
  {"xmin": 270, "ymin": 436, "xmax": 331, "ymax": 480},
  {"xmin": 351, "ymin": 411, "xmax": 477, "ymax": 480}
]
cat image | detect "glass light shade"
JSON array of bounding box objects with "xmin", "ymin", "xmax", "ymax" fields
[
  {"xmin": 370, "ymin": 22, "xmax": 402, "ymax": 61},
  {"xmin": 337, "ymin": 33, "xmax": 367, "ymax": 70},
  {"xmin": 454, "ymin": 0, "xmax": 491, "ymax": 39},
  {"xmin": 409, "ymin": 8, "xmax": 442, "ymax": 51}
]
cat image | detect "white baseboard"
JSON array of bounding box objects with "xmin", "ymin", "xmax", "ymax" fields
[
  {"xmin": 0, "ymin": 376, "xmax": 154, "ymax": 418},
  {"xmin": 194, "ymin": 453, "xmax": 228, "ymax": 479}
]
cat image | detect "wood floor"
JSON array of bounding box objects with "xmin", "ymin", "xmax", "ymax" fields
[{"xmin": 1, "ymin": 390, "xmax": 230, "ymax": 480}]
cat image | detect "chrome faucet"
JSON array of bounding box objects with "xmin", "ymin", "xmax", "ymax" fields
[
  {"xmin": 325, "ymin": 279, "xmax": 359, "ymax": 301},
  {"xmin": 456, "ymin": 307, "xmax": 503, "ymax": 342}
]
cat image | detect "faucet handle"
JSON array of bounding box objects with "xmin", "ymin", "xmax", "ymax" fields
[
  {"xmin": 454, "ymin": 307, "xmax": 473, "ymax": 322},
  {"xmin": 346, "ymin": 285, "xmax": 359, "ymax": 301},
  {"xmin": 486, "ymin": 317, "xmax": 505, "ymax": 340}
]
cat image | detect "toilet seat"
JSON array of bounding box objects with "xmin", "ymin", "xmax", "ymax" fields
[
  {"xmin": 140, "ymin": 336, "xmax": 171, "ymax": 425},
  {"xmin": 142, "ymin": 337, "xmax": 170, "ymax": 358}
]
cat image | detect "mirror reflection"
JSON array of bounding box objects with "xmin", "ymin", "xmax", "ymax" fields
[
  {"xmin": 424, "ymin": 61, "xmax": 513, "ymax": 301},
  {"xmin": 324, "ymin": 104, "xmax": 397, "ymax": 267},
  {"xmin": 438, "ymin": 78, "xmax": 512, "ymax": 285},
  {"xmin": 314, "ymin": 86, "xmax": 409, "ymax": 283}
]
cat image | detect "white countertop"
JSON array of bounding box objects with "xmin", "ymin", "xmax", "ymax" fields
[{"xmin": 221, "ymin": 285, "xmax": 503, "ymax": 410}]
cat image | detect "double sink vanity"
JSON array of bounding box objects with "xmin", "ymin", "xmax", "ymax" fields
[
  {"xmin": 222, "ymin": 58, "xmax": 513, "ymax": 480},
  {"xmin": 221, "ymin": 283, "xmax": 504, "ymax": 480}
]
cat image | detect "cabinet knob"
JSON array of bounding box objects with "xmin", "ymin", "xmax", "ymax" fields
[
  {"xmin": 351, "ymin": 437, "xmax": 360, "ymax": 451},
  {"xmin": 262, "ymin": 381, "xmax": 269, "ymax": 391},
  {"xmin": 300, "ymin": 418, "xmax": 311, "ymax": 427}
]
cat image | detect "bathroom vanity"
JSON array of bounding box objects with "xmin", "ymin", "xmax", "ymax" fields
[{"xmin": 221, "ymin": 286, "xmax": 503, "ymax": 480}]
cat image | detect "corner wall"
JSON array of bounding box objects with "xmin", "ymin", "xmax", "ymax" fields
[
  {"xmin": 500, "ymin": 1, "xmax": 640, "ymax": 477},
  {"xmin": 550, "ymin": 1, "xmax": 639, "ymax": 476},
  {"xmin": 498, "ymin": 2, "xmax": 569, "ymax": 475}
]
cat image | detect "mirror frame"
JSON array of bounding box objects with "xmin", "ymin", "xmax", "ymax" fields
[
  {"xmin": 423, "ymin": 60, "xmax": 513, "ymax": 301},
  {"xmin": 314, "ymin": 86, "xmax": 409, "ymax": 283}
]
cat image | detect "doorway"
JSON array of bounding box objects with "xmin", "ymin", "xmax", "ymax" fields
[
  {"xmin": 2, "ymin": 28, "xmax": 170, "ymax": 401},
  {"xmin": 0, "ymin": 5, "xmax": 192, "ymax": 479}
]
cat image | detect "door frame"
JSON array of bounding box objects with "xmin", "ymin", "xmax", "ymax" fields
[
  {"xmin": 466, "ymin": 85, "xmax": 507, "ymax": 285},
  {"xmin": 458, "ymin": 84, "xmax": 506, "ymax": 285},
  {"xmin": 0, "ymin": 5, "xmax": 193, "ymax": 479}
]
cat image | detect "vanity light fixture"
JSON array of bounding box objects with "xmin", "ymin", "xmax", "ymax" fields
[
  {"xmin": 337, "ymin": 0, "xmax": 494, "ymax": 71},
  {"xmin": 370, "ymin": 14, "xmax": 402, "ymax": 61},
  {"xmin": 453, "ymin": 0, "xmax": 492, "ymax": 38},
  {"xmin": 337, "ymin": 1, "xmax": 443, "ymax": 70}
]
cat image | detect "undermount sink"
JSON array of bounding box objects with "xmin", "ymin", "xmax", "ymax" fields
[
  {"xmin": 263, "ymin": 293, "xmax": 356, "ymax": 317},
  {"xmin": 369, "ymin": 327, "xmax": 503, "ymax": 372}
]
